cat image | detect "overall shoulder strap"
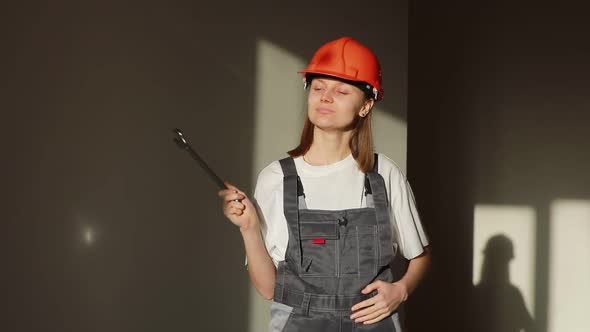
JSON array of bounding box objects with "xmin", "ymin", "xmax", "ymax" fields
[
  {"xmin": 279, "ymin": 157, "xmax": 305, "ymax": 198},
  {"xmin": 278, "ymin": 157, "xmax": 305, "ymax": 269},
  {"xmin": 279, "ymin": 157, "xmax": 297, "ymax": 177},
  {"xmin": 365, "ymin": 153, "xmax": 379, "ymax": 195},
  {"xmin": 372, "ymin": 153, "xmax": 379, "ymax": 173},
  {"xmin": 366, "ymin": 153, "xmax": 394, "ymax": 267}
]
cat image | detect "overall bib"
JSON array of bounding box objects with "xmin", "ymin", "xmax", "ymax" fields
[{"xmin": 270, "ymin": 155, "xmax": 402, "ymax": 332}]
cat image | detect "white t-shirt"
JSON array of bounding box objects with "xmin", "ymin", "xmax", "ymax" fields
[{"xmin": 253, "ymin": 153, "xmax": 429, "ymax": 267}]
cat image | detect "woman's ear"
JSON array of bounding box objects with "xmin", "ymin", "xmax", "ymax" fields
[{"xmin": 358, "ymin": 98, "xmax": 375, "ymax": 118}]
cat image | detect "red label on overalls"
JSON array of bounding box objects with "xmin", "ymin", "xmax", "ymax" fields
[{"xmin": 312, "ymin": 239, "xmax": 326, "ymax": 244}]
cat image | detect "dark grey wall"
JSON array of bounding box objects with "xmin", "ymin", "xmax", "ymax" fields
[
  {"xmin": 407, "ymin": 2, "xmax": 589, "ymax": 332},
  {"xmin": 2, "ymin": 1, "xmax": 408, "ymax": 331}
]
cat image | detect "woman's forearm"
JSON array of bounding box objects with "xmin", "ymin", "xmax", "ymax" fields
[
  {"xmin": 397, "ymin": 246, "xmax": 432, "ymax": 297},
  {"xmin": 241, "ymin": 226, "xmax": 277, "ymax": 300}
]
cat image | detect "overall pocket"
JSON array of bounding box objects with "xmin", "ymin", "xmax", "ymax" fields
[
  {"xmin": 268, "ymin": 301, "xmax": 294, "ymax": 332},
  {"xmin": 340, "ymin": 225, "xmax": 377, "ymax": 276},
  {"xmin": 299, "ymin": 220, "xmax": 339, "ymax": 275}
]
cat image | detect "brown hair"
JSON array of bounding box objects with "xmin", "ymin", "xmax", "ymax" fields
[{"xmin": 287, "ymin": 111, "xmax": 375, "ymax": 173}]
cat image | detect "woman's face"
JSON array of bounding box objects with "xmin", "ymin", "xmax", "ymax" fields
[{"xmin": 307, "ymin": 77, "xmax": 373, "ymax": 132}]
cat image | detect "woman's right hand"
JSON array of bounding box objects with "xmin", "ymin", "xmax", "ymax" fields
[{"xmin": 218, "ymin": 182, "xmax": 260, "ymax": 232}]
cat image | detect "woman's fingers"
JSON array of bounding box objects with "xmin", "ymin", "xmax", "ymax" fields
[
  {"xmin": 218, "ymin": 189, "xmax": 245, "ymax": 202},
  {"xmin": 350, "ymin": 301, "xmax": 385, "ymax": 322},
  {"xmin": 361, "ymin": 280, "xmax": 383, "ymax": 294},
  {"xmin": 220, "ymin": 181, "xmax": 247, "ymax": 204},
  {"xmin": 362, "ymin": 312, "xmax": 390, "ymax": 325},
  {"xmin": 219, "ymin": 182, "xmax": 259, "ymax": 230},
  {"xmin": 227, "ymin": 206, "xmax": 244, "ymax": 216},
  {"xmin": 227, "ymin": 200, "xmax": 245, "ymax": 209},
  {"xmin": 351, "ymin": 296, "xmax": 377, "ymax": 312},
  {"xmin": 224, "ymin": 181, "xmax": 245, "ymax": 195},
  {"xmin": 226, "ymin": 192, "xmax": 245, "ymax": 202},
  {"xmin": 225, "ymin": 201, "xmax": 245, "ymax": 213},
  {"xmin": 217, "ymin": 189, "xmax": 230, "ymax": 197},
  {"xmin": 353, "ymin": 307, "xmax": 388, "ymax": 323},
  {"xmin": 351, "ymin": 281, "xmax": 405, "ymax": 325}
]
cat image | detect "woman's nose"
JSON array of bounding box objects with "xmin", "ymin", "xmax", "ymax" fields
[{"xmin": 320, "ymin": 89, "xmax": 334, "ymax": 103}]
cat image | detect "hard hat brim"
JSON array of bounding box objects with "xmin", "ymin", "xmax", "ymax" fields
[{"xmin": 298, "ymin": 70, "xmax": 383, "ymax": 101}]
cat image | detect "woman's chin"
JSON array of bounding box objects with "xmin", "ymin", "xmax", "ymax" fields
[{"xmin": 313, "ymin": 124, "xmax": 349, "ymax": 133}]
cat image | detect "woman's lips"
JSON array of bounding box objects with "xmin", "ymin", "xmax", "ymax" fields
[{"xmin": 317, "ymin": 107, "xmax": 335, "ymax": 114}]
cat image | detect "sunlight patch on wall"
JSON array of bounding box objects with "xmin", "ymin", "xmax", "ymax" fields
[
  {"xmin": 250, "ymin": 38, "xmax": 306, "ymax": 332},
  {"xmin": 252, "ymin": 39, "xmax": 306, "ymax": 177},
  {"xmin": 373, "ymin": 110, "xmax": 407, "ymax": 173},
  {"xmin": 548, "ymin": 199, "xmax": 590, "ymax": 332},
  {"xmin": 473, "ymin": 204, "xmax": 537, "ymax": 316}
]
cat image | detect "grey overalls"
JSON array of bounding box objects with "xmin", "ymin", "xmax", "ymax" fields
[{"xmin": 270, "ymin": 155, "xmax": 402, "ymax": 332}]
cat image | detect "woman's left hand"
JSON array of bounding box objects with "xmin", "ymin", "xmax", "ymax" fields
[{"xmin": 350, "ymin": 280, "xmax": 408, "ymax": 325}]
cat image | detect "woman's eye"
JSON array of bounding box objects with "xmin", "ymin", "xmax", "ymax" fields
[{"xmin": 337, "ymin": 91, "xmax": 349, "ymax": 95}]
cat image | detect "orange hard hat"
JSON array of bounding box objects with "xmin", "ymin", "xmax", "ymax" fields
[{"xmin": 298, "ymin": 37, "xmax": 383, "ymax": 101}]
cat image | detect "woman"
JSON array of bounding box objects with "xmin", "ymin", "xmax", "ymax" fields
[{"xmin": 219, "ymin": 37, "xmax": 431, "ymax": 331}]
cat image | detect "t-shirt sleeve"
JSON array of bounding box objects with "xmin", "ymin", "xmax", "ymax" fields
[
  {"xmin": 380, "ymin": 154, "xmax": 430, "ymax": 260},
  {"xmin": 251, "ymin": 161, "xmax": 285, "ymax": 267}
]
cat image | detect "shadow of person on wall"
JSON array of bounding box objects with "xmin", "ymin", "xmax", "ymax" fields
[{"xmin": 473, "ymin": 234, "xmax": 536, "ymax": 332}]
